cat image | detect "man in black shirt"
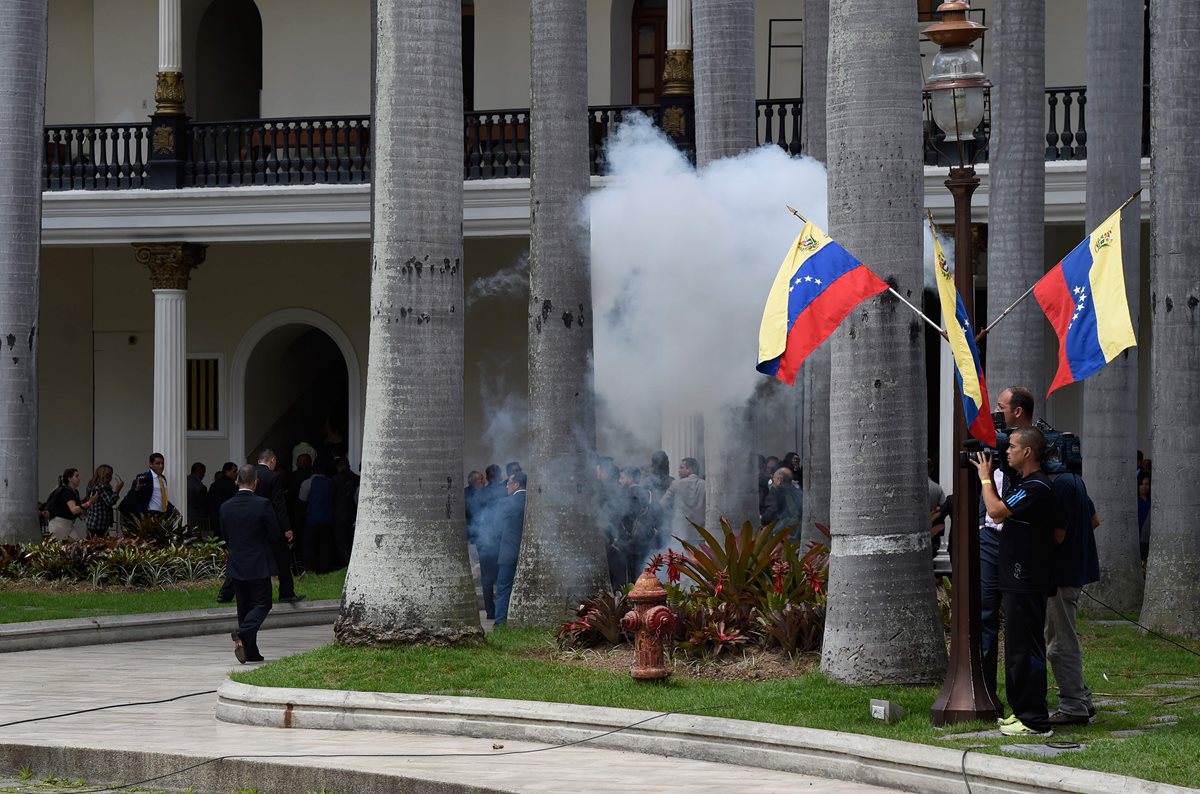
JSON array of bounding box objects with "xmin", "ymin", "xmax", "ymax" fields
[{"xmin": 972, "ymin": 426, "xmax": 1055, "ymax": 736}]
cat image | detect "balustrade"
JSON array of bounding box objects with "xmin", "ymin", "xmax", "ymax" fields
[{"xmin": 43, "ymin": 86, "xmax": 1139, "ymax": 192}]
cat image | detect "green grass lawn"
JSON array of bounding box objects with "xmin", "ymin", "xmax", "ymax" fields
[
  {"xmin": 0, "ymin": 569, "xmax": 345, "ymax": 624},
  {"xmin": 234, "ymin": 618, "xmax": 1200, "ymax": 788}
]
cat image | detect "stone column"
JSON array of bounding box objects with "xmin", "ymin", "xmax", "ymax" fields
[
  {"xmin": 150, "ymin": 0, "xmax": 188, "ymax": 188},
  {"xmin": 660, "ymin": 0, "xmax": 695, "ymax": 156},
  {"xmin": 660, "ymin": 409, "xmax": 703, "ymax": 475},
  {"xmin": 134, "ymin": 243, "xmax": 207, "ymax": 508}
]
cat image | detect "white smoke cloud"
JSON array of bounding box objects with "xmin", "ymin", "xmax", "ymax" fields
[
  {"xmin": 467, "ymin": 250, "xmax": 530, "ymax": 308},
  {"xmin": 588, "ymin": 114, "xmax": 829, "ymax": 450},
  {"xmin": 477, "ymin": 370, "xmax": 529, "ymax": 469}
]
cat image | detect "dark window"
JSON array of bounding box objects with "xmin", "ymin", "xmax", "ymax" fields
[
  {"xmin": 631, "ymin": 0, "xmax": 667, "ymax": 105},
  {"xmin": 187, "ymin": 357, "xmax": 220, "ymax": 433}
]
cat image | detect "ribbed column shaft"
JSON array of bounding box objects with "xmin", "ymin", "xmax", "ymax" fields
[
  {"xmin": 152, "ymin": 289, "xmax": 186, "ymax": 506},
  {"xmin": 660, "ymin": 409, "xmax": 702, "ymax": 474},
  {"xmin": 667, "ymin": 0, "xmax": 691, "ymax": 50},
  {"xmin": 159, "ymin": 0, "xmax": 181, "ymax": 71}
]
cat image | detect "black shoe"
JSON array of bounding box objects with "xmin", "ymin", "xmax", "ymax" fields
[
  {"xmin": 1048, "ymin": 710, "xmax": 1090, "ymax": 726},
  {"xmin": 244, "ymin": 655, "xmax": 266, "ymax": 663},
  {"xmin": 231, "ymin": 631, "xmax": 246, "ymax": 664},
  {"xmin": 216, "ymin": 596, "xmax": 233, "ymax": 603},
  {"xmin": 279, "ymin": 594, "xmax": 307, "ymax": 604}
]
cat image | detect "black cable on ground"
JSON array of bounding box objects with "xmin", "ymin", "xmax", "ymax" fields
[
  {"xmin": 0, "ymin": 691, "xmax": 217, "ymax": 730},
  {"xmin": 12, "ymin": 705, "xmax": 734, "ymax": 794},
  {"xmin": 1081, "ymin": 589, "xmax": 1200, "ymax": 660}
]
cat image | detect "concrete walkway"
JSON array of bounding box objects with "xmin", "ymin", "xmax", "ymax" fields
[{"xmin": 0, "ymin": 624, "xmax": 896, "ymax": 794}]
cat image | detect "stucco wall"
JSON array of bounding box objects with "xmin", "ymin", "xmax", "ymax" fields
[
  {"xmin": 258, "ymin": 0, "xmax": 371, "ymax": 117},
  {"xmin": 46, "ymin": 0, "xmax": 95, "ymax": 124},
  {"xmin": 91, "ymin": 0, "xmax": 157, "ymax": 123},
  {"xmin": 755, "ymin": 0, "xmax": 803, "ymax": 100}
]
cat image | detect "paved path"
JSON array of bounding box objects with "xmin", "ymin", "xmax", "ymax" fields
[{"xmin": 0, "ymin": 624, "xmax": 897, "ymax": 794}]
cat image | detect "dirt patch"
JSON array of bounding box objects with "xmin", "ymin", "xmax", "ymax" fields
[{"xmin": 526, "ymin": 643, "xmax": 819, "ymax": 682}]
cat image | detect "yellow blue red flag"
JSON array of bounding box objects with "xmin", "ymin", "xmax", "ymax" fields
[
  {"xmin": 1034, "ymin": 208, "xmax": 1137, "ymax": 395},
  {"xmin": 757, "ymin": 221, "xmax": 888, "ymax": 385},
  {"xmin": 929, "ymin": 219, "xmax": 996, "ymax": 447}
]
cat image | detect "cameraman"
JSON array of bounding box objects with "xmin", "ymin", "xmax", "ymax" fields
[
  {"xmin": 971, "ymin": 427, "xmax": 1055, "ymax": 736},
  {"xmin": 979, "ymin": 386, "xmax": 1036, "ymax": 698}
]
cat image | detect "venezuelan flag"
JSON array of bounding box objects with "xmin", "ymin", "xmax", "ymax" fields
[
  {"xmin": 929, "ymin": 222, "xmax": 996, "ymax": 447},
  {"xmin": 1034, "ymin": 208, "xmax": 1137, "ymax": 395},
  {"xmin": 757, "ymin": 221, "xmax": 888, "ymax": 385}
]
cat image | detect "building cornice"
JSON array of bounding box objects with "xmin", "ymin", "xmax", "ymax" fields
[{"xmin": 41, "ymin": 161, "xmax": 1149, "ymax": 246}]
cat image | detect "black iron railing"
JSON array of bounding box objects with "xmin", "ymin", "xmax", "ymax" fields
[
  {"xmin": 43, "ymin": 123, "xmax": 150, "ymax": 190},
  {"xmin": 42, "ymin": 87, "xmax": 1137, "ymax": 191}
]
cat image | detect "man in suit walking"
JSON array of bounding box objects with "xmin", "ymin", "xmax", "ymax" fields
[
  {"xmin": 255, "ymin": 449, "xmax": 305, "ymax": 603},
  {"xmin": 222, "ymin": 464, "xmax": 280, "ymax": 663},
  {"xmin": 118, "ymin": 452, "xmax": 177, "ymax": 522},
  {"xmin": 493, "ymin": 471, "xmax": 527, "ymax": 626}
]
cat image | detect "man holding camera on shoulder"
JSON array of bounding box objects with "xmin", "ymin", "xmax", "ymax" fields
[{"xmin": 971, "ymin": 426, "xmax": 1056, "ymax": 736}]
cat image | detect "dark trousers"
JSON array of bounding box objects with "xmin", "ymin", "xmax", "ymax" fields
[
  {"xmin": 494, "ymin": 562, "xmax": 517, "ymax": 625},
  {"xmin": 272, "ymin": 538, "xmax": 297, "ymax": 599},
  {"xmin": 979, "ymin": 525, "xmax": 1002, "ymax": 698},
  {"xmin": 1003, "ymin": 589, "xmax": 1051, "ymax": 732},
  {"xmin": 479, "ymin": 551, "xmax": 498, "ymax": 619},
  {"xmin": 233, "ymin": 577, "xmax": 273, "ymax": 659}
]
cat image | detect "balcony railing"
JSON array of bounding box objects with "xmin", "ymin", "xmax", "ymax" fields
[{"xmin": 41, "ymin": 87, "xmax": 1133, "ymax": 192}]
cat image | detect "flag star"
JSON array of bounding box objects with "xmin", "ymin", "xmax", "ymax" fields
[
  {"xmin": 788, "ymin": 286, "xmax": 794, "ymax": 293},
  {"xmin": 1073, "ymin": 286, "xmax": 1083, "ymax": 295},
  {"xmin": 814, "ymin": 278, "xmax": 822, "ymax": 285},
  {"xmin": 804, "ymin": 275, "xmax": 814, "ymax": 282}
]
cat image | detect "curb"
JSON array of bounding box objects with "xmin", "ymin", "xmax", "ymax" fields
[
  {"xmin": 0, "ymin": 600, "xmax": 339, "ymax": 653},
  {"xmin": 216, "ymin": 681, "xmax": 1192, "ymax": 794}
]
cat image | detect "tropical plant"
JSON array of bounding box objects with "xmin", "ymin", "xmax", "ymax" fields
[
  {"xmin": 0, "ymin": 0, "xmax": 48, "ymax": 544},
  {"xmin": 554, "ymin": 591, "xmax": 631, "ymax": 649},
  {"xmin": 120, "ymin": 511, "xmax": 203, "ymax": 546},
  {"xmin": 757, "ymin": 602, "xmax": 825, "ymax": 655},
  {"xmin": 674, "ymin": 519, "xmax": 792, "ymax": 606},
  {"xmin": 334, "ymin": 0, "xmax": 483, "ymax": 647},
  {"xmin": 508, "ymin": 0, "xmax": 611, "ymax": 626}
]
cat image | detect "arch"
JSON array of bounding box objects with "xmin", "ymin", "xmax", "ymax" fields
[
  {"xmin": 195, "ymin": 0, "xmax": 263, "ymax": 120},
  {"xmin": 229, "ymin": 308, "xmax": 362, "ymax": 469}
]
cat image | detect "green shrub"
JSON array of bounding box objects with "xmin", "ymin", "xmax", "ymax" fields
[{"xmin": 0, "ymin": 535, "xmax": 226, "ymax": 588}]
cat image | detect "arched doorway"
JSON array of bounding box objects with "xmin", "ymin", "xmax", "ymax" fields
[
  {"xmin": 195, "ymin": 0, "xmax": 263, "ymax": 120},
  {"xmin": 229, "ymin": 309, "xmax": 362, "ymax": 469}
]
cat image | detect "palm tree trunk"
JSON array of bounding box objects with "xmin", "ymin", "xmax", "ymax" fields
[
  {"xmin": 693, "ymin": 0, "xmax": 760, "ymax": 531},
  {"xmin": 1143, "ymin": 0, "xmax": 1200, "ymax": 640},
  {"xmin": 0, "ymin": 0, "xmax": 47, "ymax": 544},
  {"xmin": 1080, "ymin": 0, "xmax": 1144, "ymax": 616},
  {"xmin": 985, "ymin": 0, "xmax": 1046, "ymax": 405},
  {"xmin": 335, "ymin": 0, "xmax": 483, "ymax": 646},
  {"xmin": 508, "ymin": 0, "xmax": 610, "ymax": 625},
  {"xmin": 800, "ymin": 0, "xmax": 830, "ymax": 545},
  {"xmin": 821, "ymin": 0, "xmax": 946, "ymax": 684}
]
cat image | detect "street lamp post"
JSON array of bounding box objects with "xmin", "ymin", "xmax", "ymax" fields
[{"xmin": 925, "ymin": 1, "xmax": 1003, "ymax": 727}]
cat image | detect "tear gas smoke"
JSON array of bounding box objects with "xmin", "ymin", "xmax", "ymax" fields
[
  {"xmin": 467, "ymin": 251, "xmax": 530, "ymax": 308},
  {"xmin": 588, "ymin": 114, "xmax": 829, "ymax": 450}
]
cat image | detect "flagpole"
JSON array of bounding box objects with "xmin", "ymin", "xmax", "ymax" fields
[
  {"xmin": 973, "ymin": 187, "xmax": 1143, "ymax": 343},
  {"xmin": 785, "ymin": 206, "xmax": 949, "ymax": 341}
]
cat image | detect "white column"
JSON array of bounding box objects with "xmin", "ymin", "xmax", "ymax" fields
[
  {"xmin": 661, "ymin": 408, "xmax": 703, "ymax": 474},
  {"xmin": 153, "ymin": 289, "xmax": 187, "ymax": 508},
  {"xmin": 667, "ymin": 0, "xmax": 692, "ymax": 50},
  {"xmin": 159, "ymin": 0, "xmax": 181, "ymax": 71}
]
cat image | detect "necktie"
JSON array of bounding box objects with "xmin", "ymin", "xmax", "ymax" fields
[{"xmin": 159, "ymin": 475, "xmax": 168, "ymax": 511}]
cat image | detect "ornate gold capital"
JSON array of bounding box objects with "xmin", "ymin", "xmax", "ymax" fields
[
  {"xmin": 662, "ymin": 49, "xmax": 693, "ymax": 97},
  {"xmin": 133, "ymin": 243, "xmax": 207, "ymax": 290},
  {"xmin": 661, "ymin": 106, "xmax": 687, "ymax": 138},
  {"xmin": 154, "ymin": 71, "xmax": 186, "ymax": 114}
]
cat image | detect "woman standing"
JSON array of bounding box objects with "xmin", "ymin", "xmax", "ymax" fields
[
  {"xmin": 45, "ymin": 469, "xmax": 93, "ymax": 541},
  {"xmin": 1137, "ymin": 471, "xmax": 1152, "ymax": 563},
  {"xmin": 85, "ymin": 465, "xmax": 124, "ymax": 538}
]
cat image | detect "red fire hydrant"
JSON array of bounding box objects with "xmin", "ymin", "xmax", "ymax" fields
[{"xmin": 621, "ymin": 571, "xmax": 675, "ymax": 681}]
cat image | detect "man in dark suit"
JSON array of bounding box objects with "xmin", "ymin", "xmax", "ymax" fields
[
  {"xmin": 118, "ymin": 452, "xmax": 177, "ymax": 522},
  {"xmin": 492, "ymin": 471, "xmax": 527, "ymax": 626},
  {"xmin": 222, "ymin": 464, "xmax": 281, "ymax": 663},
  {"xmin": 210, "ymin": 462, "xmax": 241, "ymax": 604},
  {"xmin": 255, "ymin": 449, "xmax": 305, "ymax": 603}
]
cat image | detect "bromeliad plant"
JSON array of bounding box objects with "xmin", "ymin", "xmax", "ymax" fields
[{"xmin": 559, "ymin": 518, "xmax": 830, "ymax": 661}]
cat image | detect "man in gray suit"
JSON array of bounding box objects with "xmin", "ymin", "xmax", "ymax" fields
[
  {"xmin": 222, "ymin": 464, "xmax": 281, "ymax": 663},
  {"xmin": 661, "ymin": 456, "xmax": 706, "ymax": 550}
]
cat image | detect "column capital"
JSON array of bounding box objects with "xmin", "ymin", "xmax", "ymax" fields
[
  {"xmin": 154, "ymin": 70, "xmax": 186, "ymax": 114},
  {"xmin": 662, "ymin": 49, "xmax": 694, "ymax": 97},
  {"xmin": 133, "ymin": 242, "xmax": 207, "ymax": 290}
]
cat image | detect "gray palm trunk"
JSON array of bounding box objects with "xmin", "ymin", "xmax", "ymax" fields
[
  {"xmin": 1079, "ymin": 0, "xmax": 1144, "ymax": 615},
  {"xmin": 0, "ymin": 1, "xmax": 47, "ymax": 544},
  {"xmin": 508, "ymin": 0, "xmax": 610, "ymax": 625},
  {"xmin": 1142, "ymin": 0, "xmax": 1200, "ymax": 640},
  {"xmin": 800, "ymin": 0, "xmax": 830, "ymax": 545},
  {"xmin": 985, "ymin": 0, "xmax": 1046, "ymax": 404},
  {"xmin": 820, "ymin": 0, "xmax": 946, "ymax": 684},
  {"xmin": 335, "ymin": 0, "xmax": 482, "ymax": 646},
  {"xmin": 693, "ymin": 0, "xmax": 760, "ymax": 532}
]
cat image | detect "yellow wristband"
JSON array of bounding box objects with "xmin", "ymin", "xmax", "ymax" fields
[{"xmin": 980, "ymin": 479, "xmax": 993, "ymax": 485}]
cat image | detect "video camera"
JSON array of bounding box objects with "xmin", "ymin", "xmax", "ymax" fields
[{"xmin": 961, "ymin": 413, "xmax": 1082, "ymax": 475}]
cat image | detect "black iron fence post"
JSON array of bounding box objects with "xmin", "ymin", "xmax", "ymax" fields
[{"xmin": 148, "ymin": 71, "xmax": 189, "ymax": 189}]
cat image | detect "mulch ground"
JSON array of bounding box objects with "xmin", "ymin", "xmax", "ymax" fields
[{"xmin": 527, "ymin": 643, "xmax": 819, "ymax": 682}]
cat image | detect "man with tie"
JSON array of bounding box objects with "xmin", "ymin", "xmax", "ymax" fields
[
  {"xmin": 118, "ymin": 452, "xmax": 177, "ymax": 522},
  {"xmin": 222, "ymin": 464, "xmax": 280, "ymax": 663}
]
